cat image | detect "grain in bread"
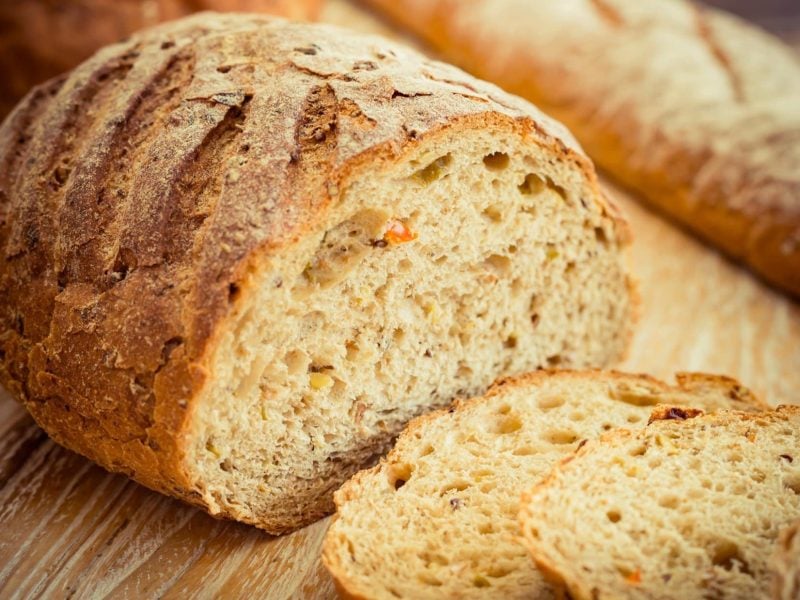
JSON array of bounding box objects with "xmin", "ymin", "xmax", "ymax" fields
[
  {"xmin": 0, "ymin": 0, "xmax": 323, "ymax": 118},
  {"xmin": 0, "ymin": 14, "xmax": 634, "ymax": 533},
  {"xmin": 322, "ymin": 370, "xmax": 764, "ymax": 598},
  {"xmin": 519, "ymin": 406, "xmax": 800, "ymax": 600},
  {"xmin": 772, "ymin": 520, "xmax": 800, "ymax": 600},
  {"xmin": 362, "ymin": 0, "xmax": 800, "ymax": 297}
]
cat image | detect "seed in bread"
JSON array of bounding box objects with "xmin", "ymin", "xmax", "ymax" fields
[
  {"xmin": 322, "ymin": 370, "xmax": 763, "ymax": 598},
  {"xmin": 519, "ymin": 406, "xmax": 800, "ymax": 600},
  {"xmin": 0, "ymin": 14, "xmax": 634, "ymax": 533}
]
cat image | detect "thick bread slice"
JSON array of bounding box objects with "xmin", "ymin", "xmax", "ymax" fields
[
  {"xmin": 322, "ymin": 370, "xmax": 764, "ymax": 599},
  {"xmin": 361, "ymin": 0, "xmax": 800, "ymax": 297},
  {"xmin": 519, "ymin": 406, "xmax": 800, "ymax": 600},
  {"xmin": 0, "ymin": 15, "xmax": 633, "ymax": 533},
  {"xmin": 0, "ymin": 0, "xmax": 324, "ymax": 118},
  {"xmin": 772, "ymin": 520, "xmax": 800, "ymax": 600}
]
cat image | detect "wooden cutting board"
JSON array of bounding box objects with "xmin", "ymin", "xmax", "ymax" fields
[{"xmin": 1, "ymin": 2, "xmax": 798, "ymax": 598}]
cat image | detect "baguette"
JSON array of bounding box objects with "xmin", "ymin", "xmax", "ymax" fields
[
  {"xmin": 322, "ymin": 370, "xmax": 764, "ymax": 598},
  {"xmin": 362, "ymin": 0, "xmax": 800, "ymax": 297},
  {"xmin": 0, "ymin": 0, "xmax": 323, "ymax": 118},
  {"xmin": 519, "ymin": 406, "xmax": 800, "ymax": 600},
  {"xmin": 0, "ymin": 14, "xmax": 633, "ymax": 533}
]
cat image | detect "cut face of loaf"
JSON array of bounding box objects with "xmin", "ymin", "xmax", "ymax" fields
[
  {"xmin": 0, "ymin": 14, "xmax": 632, "ymax": 533},
  {"xmin": 519, "ymin": 407, "xmax": 800, "ymax": 600},
  {"xmin": 322, "ymin": 371, "xmax": 764, "ymax": 599}
]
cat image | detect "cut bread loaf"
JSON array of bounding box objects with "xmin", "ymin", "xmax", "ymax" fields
[
  {"xmin": 772, "ymin": 520, "xmax": 800, "ymax": 600},
  {"xmin": 519, "ymin": 406, "xmax": 800, "ymax": 600},
  {"xmin": 0, "ymin": 14, "xmax": 634, "ymax": 533},
  {"xmin": 362, "ymin": 0, "xmax": 800, "ymax": 297},
  {"xmin": 0, "ymin": 0, "xmax": 323, "ymax": 119},
  {"xmin": 322, "ymin": 370, "xmax": 764, "ymax": 598}
]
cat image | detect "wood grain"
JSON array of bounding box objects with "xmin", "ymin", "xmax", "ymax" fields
[{"xmin": 1, "ymin": 1, "xmax": 798, "ymax": 598}]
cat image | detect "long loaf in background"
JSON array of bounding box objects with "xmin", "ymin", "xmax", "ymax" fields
[
  {"xmin": 362, "ymin": 0, "xmax": 800, "ymax": 297},
  {"xmin": 0, "ymin": 14, "xmax": 633, "ymax": 533},
  {"xmin": 0, "ymin": 0, "xmax": 324, "ymax": 118}
]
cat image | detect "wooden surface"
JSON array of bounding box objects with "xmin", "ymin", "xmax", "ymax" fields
[{"xmin": 1, "ymin": 1, "xmax": 799, "ymax": 599}]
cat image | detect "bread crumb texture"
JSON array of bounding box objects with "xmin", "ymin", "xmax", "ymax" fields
[
  {"xmin": 520, "ymin": 406, "xmax": 800, "ymax": 600},
  {"xmin": 323, "ymin": 370, "xmax": 763, "ymax": 598}
]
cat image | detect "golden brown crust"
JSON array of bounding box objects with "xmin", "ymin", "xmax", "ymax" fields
[
  {"xmin": 363, "ymin": 0, "xmax": 800, "ymax": 298},
  {"xmin": 0, "ymin": 0, "xmax": 324, "ymax": 119},
  {"xmin": 0, "ymin": 14, "xmax": 626, "ymax": 531}
]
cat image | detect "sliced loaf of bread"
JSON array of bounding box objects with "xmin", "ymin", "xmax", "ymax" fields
[
  {"xmin": 322, "ymin": 370, "xmax": 764, "ymax": 598},
  {"xmin": 519, "ymin": 406, "xmax": 800, "ymax": 600},
  {"xmin": 0, "ymin": 14, "xmax": 634, "ymax": 533},
  {"xmin": 772, "ymin": 520, "xmax": 800, "ymax": 600}
]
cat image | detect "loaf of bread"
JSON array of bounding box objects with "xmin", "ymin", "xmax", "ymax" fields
[
  {"xmin": 362, "ymin": 0, "xmax": 800, "ymax": 297},
  {"xmin": 772, "ymin": 520, "xmax": 800, "ymax": 600},
  {"xmin": 0, "ymin": 0, "xmax": 322, "ymax": 119},
  {"xmin": 322, "ymin": 370, "xmax": 763, "ymax": 598},
  {"xmin": 519, "ymin": 406, "xmax": 800, "ymax": 600},
  {"xmin": 0, "ymin": 14, "xmax": 634, "ymax": 533}
]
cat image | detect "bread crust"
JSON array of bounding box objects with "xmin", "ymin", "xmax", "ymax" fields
[
  {"xmin": 323, "ymin": 369, "xmax": 765, "ymax": 597},
  {"xmin": 519, "ymin": 405, "xmax": 800, "ymax": 600},
  {"xmin": 0, "ymin": 0, "xmax": 324, "ymax": 119},
  {"xmin": 0, "ymin": 14, "xmax": 628, "ymax": 531},
  {"xmin": 362, "ymin": 0, "xmax": 800, "ymax": 297}
]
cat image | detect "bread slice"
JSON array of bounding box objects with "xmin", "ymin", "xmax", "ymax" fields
[
  {"xmin": 519, "ymin": 406, "xmax": 800, "ymax": 600},
  {"xmin": 322, "ymin": 370, "xmax": 764, "ymax": 598},
  {"xmin": 0, "ymin": 0, "xmax": 324, "ymax": 118},
  {"xmin": 772, "ymin": 520, "xmax": 800, "ymax": 600},
  {"xmin": 361, "ymin": 0, "xmax": 800, "ymax": 297},
  {"xmin": 0, "ymin": 15, "xmax": 634, "ymax": 533}
]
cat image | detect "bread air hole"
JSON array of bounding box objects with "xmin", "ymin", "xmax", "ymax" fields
[
  {"xmin": 629, "ymin": 444, "xmax": 647, "ymax": 456},
  {"xmin": 537, "ymin": 395, "xmax": 565, "ymax": 410},
  {"xmin": 482, "ymin": 204, "xmax": 503, "ymax": 222},
  {"xmin": 711, "ymin": 541, "xmax": 752, "ymax": 575},
  {"xmin": 543, "ymin": 429, "xmax": 579, "ymax": 445},
  {"xmin": 659, "ymin": 495, "xmax": 679, "ymax": 509},
  {"xmin": 611, "ymin": 388, "xmax": 659, "ymax": 407},
  {"xmin": 493, "ymin": 414, "xmax": 523, "ymax": 434},
  {"xmin": 418, "ymin": 573, "xmax": 442, "ymax": 587},
  {"xmin": 512, "ymin": 446, "xmax": 537, "ymax": 456},
  {"xmin": 419, "ymin": 445, "xmax": 434, "ymax": 457},
  {"xmin": 483, "ymin": 253, "xmax": 511, "ymax": 275},
  {"xmin": 284, "ymin": 349, "xmax": 308, "ymax": 375},
  {"xmin": 606, "ymin": 510, "xmax": 622, "ymax": 523},
  {"xmin": 785, "ymin": 477, "xmax": 800, "ymax": 495},
  {"xmin": 487, "ymin": 566, "xmax": 513, "ymax": 579},
  {"xmin": 518, "ymin": 173, "xmax": 545, "ymax": 196},
  {"xmin": 412, "ymin": 153, "xmax": 452, "ymax": 183},
  {"xmin": 441, "ymin": 481, "xmax": 470, "ymax": 495},
  {"xmin": 390, "ymin": 464, "xmax": 412, "ymax": 490},
  {"xmin": 483, "ymin": 151, "xmax": 510, "ymax": 171}
]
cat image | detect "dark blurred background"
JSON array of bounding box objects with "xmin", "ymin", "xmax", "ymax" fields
[{"xmin": 706, "ymin": 0, "xmax": 800, "ymax": 46}]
